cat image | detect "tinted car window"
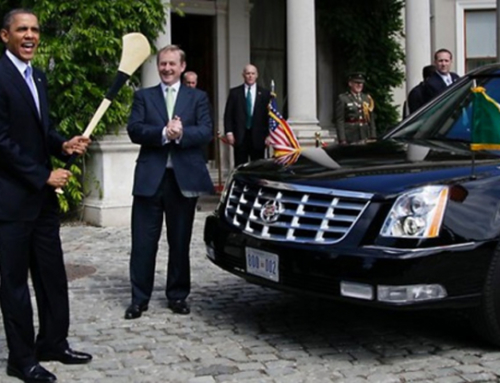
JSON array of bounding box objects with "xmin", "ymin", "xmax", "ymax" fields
[{"xmin": 390, "ymin": 75, "xmax": 500, "ymax": 147}]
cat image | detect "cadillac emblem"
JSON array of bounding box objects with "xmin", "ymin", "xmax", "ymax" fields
[{"xmin": 260, "ymin": 200, "xmax": 284, "ymax": 223}]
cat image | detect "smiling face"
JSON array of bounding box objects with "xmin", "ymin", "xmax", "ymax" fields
[
  {"xmin": 1, "ymin": 12, "xmax": 40, "ymax": 63},
  {"xmin": 157, "ymin": 49, "xmax": 186, "ymax": 86}
]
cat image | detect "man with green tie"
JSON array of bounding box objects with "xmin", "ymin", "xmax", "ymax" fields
[{"xmin": 223, "ymin": 64, "xmax": 271, "ymax": 166}]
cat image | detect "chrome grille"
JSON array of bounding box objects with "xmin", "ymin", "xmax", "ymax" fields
[{"xmin": 224, "ymin": 179, "xmax": 373, "ymax": 244}]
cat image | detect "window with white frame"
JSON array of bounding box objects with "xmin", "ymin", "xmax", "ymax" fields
[{"xmin": 465, "ymin": 9, "xmax": 496, "ymax": 72}]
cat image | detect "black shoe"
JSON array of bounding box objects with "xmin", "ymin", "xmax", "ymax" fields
[
  {"xmin": 124, "ymin": 303, "xmax": 148, "ymax": 319},
  {"xmin": 7, "ymin": 363, "xmax": 56, "ymax": 383},
  {"xmin": 37, "ymin": 348, "xmax": 92, "ymax": 365},
  {"xmin": 168, "ymin": 300, "xmax": 190, "ymax": 315}
]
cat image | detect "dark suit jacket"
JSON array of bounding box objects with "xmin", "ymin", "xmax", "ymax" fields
[
  {"xmin": 406, "ymin": 82, "xmax": 427, "ymax": 115},
  {"xmin": 0, "ymin": 54, "xmax": 67, "ymax": 221},
  {"xmin": 127, "ymin": 83, "xmax": 214, "ymax": 197},
  {"xmin": 423, "ymin": 71, "xmax": 460, "ymax": 104},
  {"xmin": 223, "ymin": 84, "xmax": 271, "ymax": 150}
]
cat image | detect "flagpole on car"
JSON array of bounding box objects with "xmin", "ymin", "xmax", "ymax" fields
[
  {"xmin": 266, "ymin": 79, "xmax": 276, "ymax": 159},
  {"xmin": 471, "ymin": 79, "xmax": 477, "ymax": 180}
]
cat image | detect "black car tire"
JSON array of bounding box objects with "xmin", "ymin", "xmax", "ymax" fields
[{"xmin": 470, "ymin": 244, "xmax": 500, "ymax": 346}]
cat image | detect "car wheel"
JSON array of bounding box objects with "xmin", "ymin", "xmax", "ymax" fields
[{"xmin": 469, "ymin": 245, "xmax": 500, "ymax": 346}]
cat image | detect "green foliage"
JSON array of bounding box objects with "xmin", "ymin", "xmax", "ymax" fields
[
  {"xmin": 0, "ymin": 1, "xmax": 166, "ymax": 214},
  {"xmin": 317, "ymin": 0, "xmax": 405, "ymax": 134}
]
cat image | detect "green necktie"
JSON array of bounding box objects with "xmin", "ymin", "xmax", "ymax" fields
[
  {"xmin": 246, "ymin": 86, "xmax": 252, "ymax": 129},
  {"xmin": 166, "ymin": 87, "xmax": 175, "ymax": 119}
]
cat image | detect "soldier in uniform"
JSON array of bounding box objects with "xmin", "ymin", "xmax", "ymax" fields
[{"xmin": 335, "ymin": 73, "xmax": 376, "ymax": 145}]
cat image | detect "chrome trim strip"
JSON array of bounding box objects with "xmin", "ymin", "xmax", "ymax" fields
[
  {"xmin": 258, "ymin": 179, "xmax": 374, "ymax": 200},
  {"xmin": 364, "ymin": 242, "xmax": 478, "ymax": 254}
]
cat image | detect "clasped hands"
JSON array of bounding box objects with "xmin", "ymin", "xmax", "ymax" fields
[
  {"xmin": 47, "ymin": 135, "xmax": 91, "ymax": 189},
  {"xmin": 165, "ymin": 116, "xmax": 183, "ymax": 141}
]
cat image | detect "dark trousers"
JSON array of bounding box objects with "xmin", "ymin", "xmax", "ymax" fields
[
  {"xmin": 130, "ymin": 169, "xmax": 198, "ymax": 306},
  {"xmin": 0, "ymin": 190, "xmax": 69, "ymax": 368},
  {"xmin": 234, "ymin": 129, "xmax": 265, "ymax": 166}
]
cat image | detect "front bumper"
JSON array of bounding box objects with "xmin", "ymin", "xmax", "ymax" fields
[{"xmin": 204, "ymin": 214, "xmax": 493, "ymax": 309}]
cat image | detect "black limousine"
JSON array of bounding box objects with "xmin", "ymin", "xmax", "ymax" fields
[{"xmin": 204, "ymin": 64, "xmax": 500, "ymax": 346}]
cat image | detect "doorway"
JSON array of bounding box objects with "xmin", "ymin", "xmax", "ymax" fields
[{"xmin": 172, "ymin": 13, "xmax": 216, "ymax": 162}]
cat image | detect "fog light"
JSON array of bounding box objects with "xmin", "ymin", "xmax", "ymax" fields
[
  {"xmin": 340, "ymin": 282, "xmax": 374, "ymax": 300},
  {"xmin": 206, "ymin": 245, "xmax": 215, "ymax": 261},
  {"xmin": 377, "ymin": 284, "xmax": 447, "ymax": 303}
]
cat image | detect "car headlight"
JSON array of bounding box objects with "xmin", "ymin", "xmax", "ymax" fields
[{"xmin": 380, "ymin": 186, "xmax": 449, "ymax": 238}]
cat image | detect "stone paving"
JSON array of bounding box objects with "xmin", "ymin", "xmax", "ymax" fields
[{"xmin": 2, "ymin": 200, "xmax": 500, "ymax": 382}]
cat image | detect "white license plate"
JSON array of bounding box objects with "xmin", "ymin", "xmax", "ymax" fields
[{"xmin": 245, "ymin": 248, "xmax": 279, "ymax": 282}]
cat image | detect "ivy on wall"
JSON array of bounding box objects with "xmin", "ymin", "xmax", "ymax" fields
[
  {"xmin": 0, "ymin": 0, "xmax": 166, "ymax": 214},
  {"xmin": 317, "ymin": 0, "xmax": 405, "ymax": 134}
]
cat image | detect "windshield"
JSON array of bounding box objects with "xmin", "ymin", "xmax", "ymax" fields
[{"xmin": 389, "ymin": 73, "xmax": 500, "ymax": 146}]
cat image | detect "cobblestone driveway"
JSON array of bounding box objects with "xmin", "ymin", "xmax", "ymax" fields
[{"xmin": 1, "ymin": 205, "xmax": 500, "ymax": 383}]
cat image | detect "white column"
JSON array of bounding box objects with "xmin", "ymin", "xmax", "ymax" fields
[
  {"xmin": 227, "ymin": 0, "xmax": 250, "ymax": 86},
  {"xmin": 142, "ymin": 0, "xmax": 171, "ymax": 87},
  {"xmin": 214, "ymin": 0, "xmax": 231, "ymax": 187},
  {"xmin": 286, "ymin": 0, "xmax": 319, "ymax": 142},
  {"xmin": 405, "ymin": 0, "xmax": 431, "ymax": 93}
]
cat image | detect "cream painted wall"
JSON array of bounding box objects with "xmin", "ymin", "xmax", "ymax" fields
[{"xmin": 431, "ymin": 0, "xmax": 460, "ymax": 74}]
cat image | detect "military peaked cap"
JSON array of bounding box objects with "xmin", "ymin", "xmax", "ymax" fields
[{"xmin": 348, "ymin": 72, "xmax": 365, "ymax": 83}]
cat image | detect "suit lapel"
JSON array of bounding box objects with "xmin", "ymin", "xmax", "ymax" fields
[
  {"xmin": 33, "ymin": 69, "xmax": 48, "ymax": 127},
  {"xmin": 173, "ymin": 85, "xmax": 190, "ymax": 118},
  {"xmin": 254, "ymin": 86, "xmax": 262, "ymax": 115},
  {"xmin": 1, "ymin": 56, "xmax": 41, "ymax": 123},
  {"xmin": 151, "ymin": 85, "xmax": 168, "ymax": 122},
  {"xmin": 239, "ymin": 84, "xmax": 246, "ymax": 112}
]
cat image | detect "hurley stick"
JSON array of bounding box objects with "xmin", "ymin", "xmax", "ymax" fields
[{"xmin": 56, "ymin": 33, "xmax": 151, "ymax": 194}]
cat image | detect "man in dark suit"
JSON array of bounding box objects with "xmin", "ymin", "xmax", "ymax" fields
[
  {"xmin": 125, "ymin": 45, "xmax": 213, "ymax": 320},
  {"xmin": 223, "ymin": 64, "xmax": 271, "ymax": 166},
  {"xmin": 422, "ymin": 49, "xmax": 460, "ymax": 104},
  {"xmin": 403, "ymin": 65, "xmax": 436, "ymax": 118},
  {"xmin": 0, "ymin": 8, "xmax": 92, "ymax": 383}
]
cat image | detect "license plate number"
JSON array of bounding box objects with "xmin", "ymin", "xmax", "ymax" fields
[{"xmin": 245, "ymin": 248, "xmax": 279, "ymax": 282}]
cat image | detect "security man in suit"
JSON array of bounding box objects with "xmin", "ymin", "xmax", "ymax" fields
[
  {"xmin": 422, "ymin": 48, "xmax": 460, "ymax": 104},
  {"xmin": 335, "ymin": 72, "xmax": 376, "ymax": 145},
  {"xmin": 125, "ymin": 45, "xmax": 214, "ymax": 319},
  {"xmin": 224, "ymin": 64, "xmax": 271, "ymax": 166}
]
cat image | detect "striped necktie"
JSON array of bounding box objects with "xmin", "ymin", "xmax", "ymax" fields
[{"xmin": 24, "ymin": 66, "xmax": 40, "ymax": 114}]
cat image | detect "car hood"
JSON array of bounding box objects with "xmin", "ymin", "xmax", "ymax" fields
[{"xmin": 234, "ymin": 139, "xmax": 500, "ymax": 197}]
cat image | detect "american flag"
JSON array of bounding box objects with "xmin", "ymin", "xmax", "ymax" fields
[
  {"xmin": 273, "ymin": 150, "xmax": 302, "ymax": 166},
  {"xmin": 267, "ymin": 94, "xmax": 301, "ymax": 159}
]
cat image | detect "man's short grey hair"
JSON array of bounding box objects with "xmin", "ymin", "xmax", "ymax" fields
[{"xmin": 157, "ymin": 44, "xmax": 186, "ymax": 64}]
